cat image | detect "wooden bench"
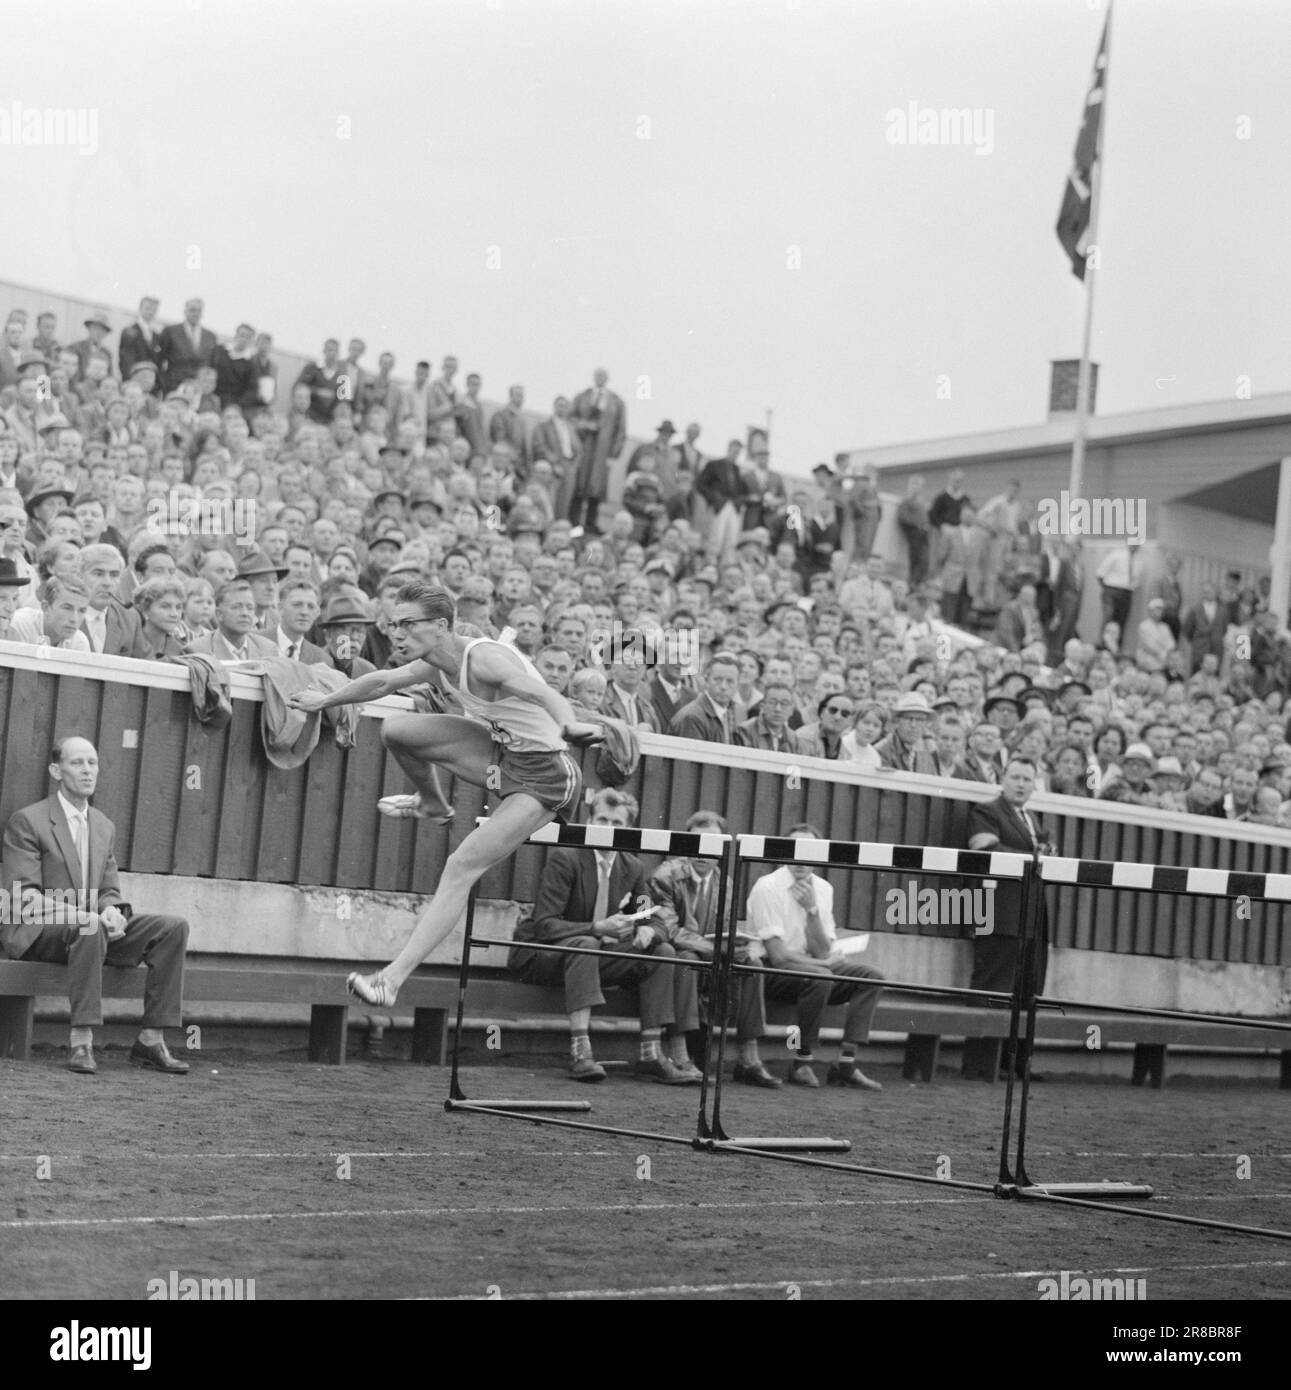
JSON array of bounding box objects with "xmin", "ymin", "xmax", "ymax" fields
[{"xmin": 2, "ymin": 956, "xmax": 1287, "ymax": 1087}]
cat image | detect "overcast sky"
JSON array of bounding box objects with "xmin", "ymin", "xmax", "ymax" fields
[{"xmin": 3, "ymin": 0, "xmax": 1289, "ymax": 473}]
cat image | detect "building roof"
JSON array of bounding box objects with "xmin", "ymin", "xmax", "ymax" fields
[{"xmin": 846, "ymin": 391, "xmax": 1291, "ymax": 472}]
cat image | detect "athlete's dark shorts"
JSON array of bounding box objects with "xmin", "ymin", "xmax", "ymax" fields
[{"xmin": 493, "ymin": 743, "xmax": 583, "ymax": 821}]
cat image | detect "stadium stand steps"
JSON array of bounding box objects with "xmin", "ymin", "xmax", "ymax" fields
[{"xmin": 1, "ymin": 954, "xmax": 1287, "ymax": 1087}]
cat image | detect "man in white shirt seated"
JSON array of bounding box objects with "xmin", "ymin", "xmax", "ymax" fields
[
  {"xmin": 746, "ymin": 822, "xmax": 886, "ymax": 1090},
  {"xmin": 185, "ymin": 580, "xmax": 280, "ymax": 661},
  {"xmin": 9, "ymin": 575, "xmax": 92, "ymax": 651}
]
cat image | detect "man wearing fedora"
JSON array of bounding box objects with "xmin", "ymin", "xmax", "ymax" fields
[
  {"xmin": 235, "ymin": 549, "xmax": 289, "ymax": 635},
  {"xmin": 186, "ymin": 579, "xmax": 279, "ymax": 661},
  {"xmin": 69, "ymin": 311, "xmax": 113, "ymax": 383},
  {"xmin": 317, "ymin": 592, "xmax": 376, "ymax": 677},
  {"xmin": 0, "ymin": 554, "xmax": 28, "ymax": 638},
  {"xmin": 118, "ymin": 296, "xmax": 164, "ymax": 386},
  {"xmin": 0, "ymin": 499, "xmax": 35, "ymax": 607},
  {"xmin": 24, "ymin": 481, "xmax": 76, "ymax": 550},
  {"xmin": 874, "ymin": 692, "xmax": 937, "ymax": 773},
  {"xmin": 1, "ymin": 735, "xmax": 191, "ymax": 1075}
]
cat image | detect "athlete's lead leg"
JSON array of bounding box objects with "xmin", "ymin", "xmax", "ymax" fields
[{"xmin": 378, "ymin": 714, "xmax": 492, "ymax": 820}]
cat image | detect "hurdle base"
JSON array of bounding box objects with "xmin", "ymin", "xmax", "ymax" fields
[
  {"xmin": 712, "ymin": 1136, "xmax": 853, "ymax": 1154},
  {"xmin": 445, "ymin": 1098, "xmax": 594, "ymax": 1113},
  {"xmin": 1017, "ymin": 1181, "xmax": 1155, "ymax": 1201}
]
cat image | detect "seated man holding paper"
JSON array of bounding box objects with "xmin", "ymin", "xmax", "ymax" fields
[
  {"xmin": 509, "ymin": 787, "xmax": 701, "ymax": 1085},
  {"xmin": 746, "ymin": 822, "xmax": 886, "ymax": 1090}
]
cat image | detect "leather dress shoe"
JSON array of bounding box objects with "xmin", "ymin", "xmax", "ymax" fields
[
  {"xmin": 788, "ymin": 1062, "xmax": 820, "ymax": 1088},
  {"xmin": 668, "ymin": 1060, "xmax": 704, "ymax": 1085},
  {"xmin": 66, "ymin": 1044, "xmax": 97, "ymax": 1075},
  {"xmin": 568, "ymin": 1056, "xmax": 607, "ymax": 1082},
  {"xmin": 733, "ymin": 1062, "xmax": 782, "ymax": 1089},
  {"xmin": 827, "ymin": 1062, "xmax": 883, "ymax": 1091},
  {"xmin": 129, "ymin": 1038, "xmax": 189, "ymax": 1074},
  {"xmin": 634, "ymin": 1056, "xmax": 691, "ymax": 1085}
]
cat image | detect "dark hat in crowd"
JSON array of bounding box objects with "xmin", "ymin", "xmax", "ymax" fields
[
  {"xmin": 983, "ymin": 695, "xmax": 1024, "ymax": 719},
  {"xmin": 83, "ymin": 311, "xmax": 111, "ymax": 332},
  {"xmin": 657, "ymin": 420, "xmax": 676, "ymax": 435},
  {"xmin": 996, "ymin": 672, "xmax": 1030, "ymax": 696},
  {"xmin": 1057, "ymin": 679, "xmax": 1092, "ymax": 700},
  {"xmin": 1018, "ymin": 686, "xmax": 1052, "ymax": 708},
  {"xmin": 318, "ymin": 594, "xmax": 374, "ymax": 627},
  {"xmin": 0, "ymin": 557, "xmax": 28, "ymax": 587},
  {"xmin": 18, "ymin": 350, "xmax": 49, "ymax": 374},
  {"xmin": 812, "ymin": 462, "xmax": 835, "ymax": 477},
  {"xmin": 373, "ymin": 486, "xmax": 407, "ymax": 507},
  {"xmin": 369, "ymin": 530, "xmax": 406, "ymax": 552},
  {"xmin": 236, "ymin": 549, "xmax": 288, "ymax": 579},
  {"xmin": 409, "ymin": 489, "xmax": 443, "ymax": 513},
  {"xmin": 24, "ymin": 483, "xmax": 74, "ymax": 515}
]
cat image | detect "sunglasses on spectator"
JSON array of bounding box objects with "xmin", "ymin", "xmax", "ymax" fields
[{"xmin": 824, "ymin": 704, "xmax": 854, "ymax": 716}]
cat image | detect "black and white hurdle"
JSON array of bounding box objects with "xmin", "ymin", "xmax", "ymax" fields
[
  {"xmin": 695, "ymin": 834, "xmax": 1034, "ymax": 1164},
  {"xmin": 444, "ymin": 819, "xmax": 732, "ymax": 1151},
  {"xmin": 1000, "ymin": 852, "xmax": 1291, "ymax": 1224}
]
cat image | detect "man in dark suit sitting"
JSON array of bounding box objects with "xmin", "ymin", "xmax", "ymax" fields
[
  {"xmin": 964, "ymin": 755, "xmax": 1053, "ymax": 1079},
  {"xmin": 509, "ymin": 787, "xmax": 698, "ymax": 1085},
  {"xmin": 1, "ymin": 736, "xmax": 190, "ymax": 1074}
]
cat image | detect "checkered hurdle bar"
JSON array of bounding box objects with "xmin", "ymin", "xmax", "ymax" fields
[
  {"xmin": 1039, "ymin": 855, "xmax": 1291, "ymax": 902},
  {"xmin": 736, "ymin": 835, "xmax": 1030, "ymax": 879},
  {"xmin": 527, "ymin": 822, "xmax": 730, "ymax": 858}
]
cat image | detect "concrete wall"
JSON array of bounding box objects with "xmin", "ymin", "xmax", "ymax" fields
[{"xmin": 123, "ymin": 870, "xmax": 1291, "ymax": 1018}]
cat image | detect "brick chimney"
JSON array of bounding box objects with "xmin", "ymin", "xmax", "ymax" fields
[{"xmin": 1048, "ymin": 359, "xmax": 1099, "ymax": 417}]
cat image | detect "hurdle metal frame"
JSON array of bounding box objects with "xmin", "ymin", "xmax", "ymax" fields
[
  {"xmin": 436, "ymin": 817, "xmax": 1291, "ymax": 1243},
  {"xmin": 444, "ymin": 820, "xmax": 733, "ymax": 1149},
  {"xmin": 697, "ymin": 833, "xmax": 1032, "ymax": 1160},
  {"xmin": 997, "ymin": 850, "xmax": 1291, "ymax": 1240}
]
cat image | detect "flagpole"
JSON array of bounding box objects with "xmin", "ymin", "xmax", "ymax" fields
[{"xmin": 1067, "ymin": 5, "xmax": 1111, "ymax": 506}]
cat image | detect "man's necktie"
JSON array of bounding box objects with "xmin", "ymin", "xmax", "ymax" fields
[
  {"xmin": 593, "ymin": 857, "xmax": 611, "ymax": 924},
  {"xmin": 695, "ymin": 872, "xmax": 714, "ymax": 935},
  {"xmin": 287, "ymin": 642, "xmax": 298, "ymax": 660},
  {"xmin": 73, "ymin": 812, "xmax": 89, "ymax": 887}
]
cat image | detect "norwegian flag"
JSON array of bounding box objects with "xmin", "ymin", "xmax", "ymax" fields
[{"xmin": 1056, "ymin": 12, "xmax": 1110, "ymax": 280}]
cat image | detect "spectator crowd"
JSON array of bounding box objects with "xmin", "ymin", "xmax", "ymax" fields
[{"xmin": 2, "ymin": 295, "xmax": 1290, "ymax": 832}]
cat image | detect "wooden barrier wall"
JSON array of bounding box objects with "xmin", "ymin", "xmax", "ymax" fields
[{"xmin": 1, "ymin": 645, "xmax": 1288, "ymax": 968}]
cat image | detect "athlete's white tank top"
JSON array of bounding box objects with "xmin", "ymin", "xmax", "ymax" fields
[{"xmin": 447, "ymin": 637, "xmax": 565, "ymax": 753}]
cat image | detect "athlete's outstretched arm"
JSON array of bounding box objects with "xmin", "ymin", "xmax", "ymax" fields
[{"xmin": 287, "ymin": 660, "xmax": 432, "ymax": 712}]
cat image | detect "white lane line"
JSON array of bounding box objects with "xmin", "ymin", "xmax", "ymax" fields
[
  {"xmin": 1045, "ymin": 1153, "xmax": 1291, "ymax": 1161},
  {"xmin": 0, "ymin": 1150, "xmax": 622, "ymax": 1162},
  {"xmin": 0, "ymin": 1194, "xmax": 986, "ymax": 1231},
  {"xmin": 424, "ymin": 1257, "xmax": 1291, "ymax": 1300}
]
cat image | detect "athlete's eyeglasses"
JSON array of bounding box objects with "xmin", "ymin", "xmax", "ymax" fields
[{"xmin": 387, "ymin": 618, "xmax": 437, "ymax": 635}]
